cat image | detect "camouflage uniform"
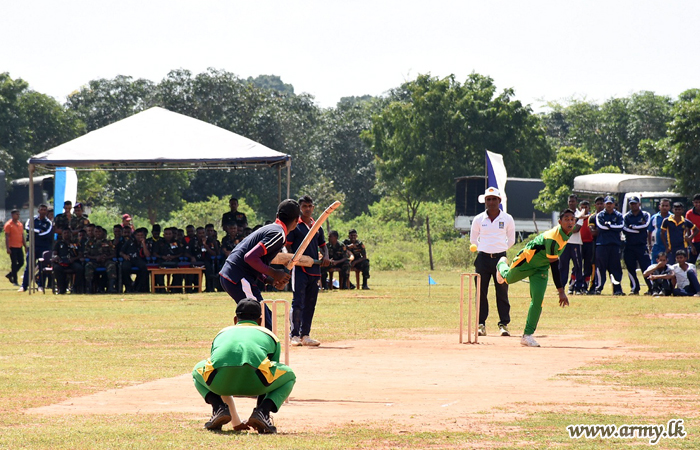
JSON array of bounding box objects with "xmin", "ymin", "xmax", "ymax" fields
[
  {"xmin": 322, "ymin": 241, "xmax": 351, "ymax": 289},
  {"xmin": 53, "ymin": 213, "xmax": 72, "ymax": 237},
  {"xmin": 344, "ymin": 238, "xmax": 370, "ymax": 287},
  {"xmin": 84, "ymin": 238, "xmax": 117, "ymax": 292},
  {"xmin": 69, "ymin": 214, "xmax": 90, "ymax": 234},
  {"xmin": 52, "ymin": 239, "xmax": 84, "ymax": 294}
]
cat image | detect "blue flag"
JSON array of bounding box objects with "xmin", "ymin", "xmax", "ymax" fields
[{"xmin": 428, "ymin": 275, "xmax": 437, "ymax": 285}]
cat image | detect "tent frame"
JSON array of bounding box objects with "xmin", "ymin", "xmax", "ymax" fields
[{"xmin": 26, "ymin": 160, "xmax": 291, "ymax": 294}]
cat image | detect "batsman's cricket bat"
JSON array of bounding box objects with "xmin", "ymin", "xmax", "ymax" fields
[
  {"xmin": 285, "ymin": 200, "xmax": 341, "ymax": 270},
  {"xmin": 271, "ymin": 253, "xmax": 319, "ymax": 267}
]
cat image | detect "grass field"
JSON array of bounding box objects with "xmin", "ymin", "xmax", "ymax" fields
[{"xmin": 0, "ymin": 268, "xmax": 698, "ymax": 449}]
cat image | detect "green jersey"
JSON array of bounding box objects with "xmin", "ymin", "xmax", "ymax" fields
[{"xmin": 511, "ymin": 225, "xmax": 570, "ymax": 269}]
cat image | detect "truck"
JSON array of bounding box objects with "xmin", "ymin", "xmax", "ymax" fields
[
  {"xmin": 454, "ymin": 176, "xmax": 552, "ymax": 237},
  {"xmin": 572, "ymin": 173, "xmax": 687, "ymax": 215}
]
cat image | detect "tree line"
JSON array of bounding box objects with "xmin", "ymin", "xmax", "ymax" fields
[{"xmin": 1, "ymin": 70, "xmax": 699, "ymax": 223}]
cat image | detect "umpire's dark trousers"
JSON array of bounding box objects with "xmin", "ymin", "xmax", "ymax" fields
[{"xmin": 474, "ymin": 251, "xmax": 510, "ymax": 326}]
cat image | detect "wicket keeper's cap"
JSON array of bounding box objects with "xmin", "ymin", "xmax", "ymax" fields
[
  {"xmin": 236, "ymin": 298, "xmax": 262, "ymax": 321},
  {"xmin": 604, "ymin": 196, "xmax": 615, "ymax": 204},
  {"xmin": 628, "ymin": 196, "xmax": 640, "ymax": 204},
  {"xmin": 478, "ymin": 187, "xmax": 502, "ymax": 203}
]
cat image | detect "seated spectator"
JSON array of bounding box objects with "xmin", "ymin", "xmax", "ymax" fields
[
  {"xmin": 112, "ymin": 224, "xmax": 124, "ymax": 255},
  {"xmin": 205, "ymin": 224, "xmax": 221, "ymax": 253},
  {"xmin": 154, "ymin": 227, "xmax": 184, "ymax": 292},
  {"xmin": 78, "ymin": 229, "xmax": 88, "ymax": 247},
  {"xmin": 121, "ymin": 214, "xmax": 135, "ymax": 232},
  {"xmin": 344, "ymin": 229, "xmax": 370, "ymax": 290},
  {"xmin": 185, "ymin": 225, "xmax": 196, "ymax": 245},
  {"xmin": 661, "ymin": 202, "xmax": 699, "ymax": 259},
  {"xmin": 84, "ymin": 226, "xmax": 117, "ymax": 293},
  {"xmin": 186, "ymin": 227, "xmax": 218, "ymax": 292},
  {"xmin": 52, "ymin": 229, "xmax": 84, "ymax": 294},
  {"xmin": 120, "ymin": 227, "xmax": 150, "ymax": 293},
  {"xmin": 649, "ymin": 250, "xmax": 700, "ymax": 297},
  {"xmin": 85, "ymin": 223, "xmax": 96, "ymax": 241},
  {"xmin": 643, "ymin": 252, "xmax": 673, "ymax": 297},
  {"xmin": 176, "ymin": 228, "xmax": 186, "ymax": 245},
  {"xmin": 147, "ymin": 224, "xmax": 162, "ymax": 248},
  {"xmin": 221, "ymin": 224, "xmax": 238, "ymax": 257},
  {"xmin": 321, "ymin": 230, "xmax": 351, "ymax": 289}
]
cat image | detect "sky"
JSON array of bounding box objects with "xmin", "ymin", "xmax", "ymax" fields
[{"xmin": 2, "ymin": 1, "xmax": 699, "ymax": 110}]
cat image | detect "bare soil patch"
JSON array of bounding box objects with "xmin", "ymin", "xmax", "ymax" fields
[{"xmin": 28, "ymin": 334, "xmax": 690, "ymax": 432}]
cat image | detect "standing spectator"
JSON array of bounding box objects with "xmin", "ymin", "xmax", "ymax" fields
[
  {"xmin": 593, "ymin": 196, "xmax": 625, "ymax": 295},
  {"xmin": 586, "ymin": 196, "xmax": 606, "ymax": 295},
  {"xmin": 53, "ymin": 201, "xmax": 73, "ymax": 238},
  {"xmin": 578, "ymin": 200, "xmax": 595, "ymax": 293},
  {"xmin": 661, "ymin": 203, "xmax": 698, "ymax": 259},
  {"xmin": 121, "ymin": 214, "xmax": 135, "ymax": 232},
  {"xmin": 345, "ymin": 229, "xmax": 371, "ymax": 290},
  {"xmin": 469, "ymin": 187, "xmax": 516, "ymax": 337},
  {"xmin": 648, "ymin": 198, "xmax": 672, "ymax": 261},
  {"xmin": 286, "ymin": 195, "xmax": 330, "ymax": 346},
  {"xmin": 69, "ymin": 202, "xmax": 90, "ymax": 236},
  {"xmin": 685, "ymin": 194, "xmax": 700, "ymax": 264},
  {"xmin": 19, "ymin": 204, "xmax": 53, "ymax": 292},
  {"xmin": 222, "ymin": 197, "xmax": 248, "ymax": 230},
  {"xmin": 559, "ymin": 195, "xmax": 583, "ymax": 294},
  {"xmin": 622, "ymin": 197, "xmax": 653, "ymax": 295},
  {"xmin": 4, "ymin": 209, "xmax": 26, "ymax": 286}
]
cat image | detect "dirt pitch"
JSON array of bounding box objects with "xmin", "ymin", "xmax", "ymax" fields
[{"xmin": 28, "ymin": 333, "xmax": 689, "ymax": 432}]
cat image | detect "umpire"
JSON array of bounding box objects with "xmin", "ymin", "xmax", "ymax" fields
[{"xmin": 469, "ymin": 187, "xmax": 516, "ymax": 337}]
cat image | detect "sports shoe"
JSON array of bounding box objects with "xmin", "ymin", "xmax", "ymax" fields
[
  {"xmin": 204, "ymin": 405, "xmax": 231, "ymax": 430},
  {"xmin": 498, "ymin": 324, "xmax": 510, "ymax": 336},
  {"xmin": 495, "ymin": 256, "xmax": 508, "ymax": 284},
  {"xmin": 301, "ymin": 335, "xmax": 320, "ymax": 346},
  {"xmin": 362, "ymin": 285, "xmax": 370, "ymax": 290},
  {"xmin": 247, "ymin": 408, "xmax": 277, "ymax": 434},
  {"xmin": 290, "ymin": 336, "xmax": 302, "ymax": 346},
  {"xmin": 478, "ymin": 324, "xmax": 486, "ymax": 336},
  {"xmin": 17, "ymin": 286, "xmax": 26, "ymax": 292},
  {"xmin": 613, "ymin": 291, "xmax": 626, "ymax": 296},
  {"xmin": 520, "ymin": 334, "xmax": 540, "ymax": 347}
]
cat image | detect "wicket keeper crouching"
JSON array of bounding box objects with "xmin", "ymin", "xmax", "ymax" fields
[
  {"xmin": 495, "ymin": 209, "xmax": 576, "ymax": 347},
  {"xmin": 192, "ymin": 299, "xmax": 295, "ymax": 434}
]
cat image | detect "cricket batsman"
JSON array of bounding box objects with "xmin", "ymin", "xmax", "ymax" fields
[
  {"xmin": 192, "ymin": 298, "xmax": 296, "ymax": 434},
  {"xmin": 495, "ymin": 209, "xmax": 577, "ymax": 347}
]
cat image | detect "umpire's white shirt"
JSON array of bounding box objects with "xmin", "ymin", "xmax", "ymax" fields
[{"xmin": 470, "ymin": 210, "xmax": 516, "ymax": 253}]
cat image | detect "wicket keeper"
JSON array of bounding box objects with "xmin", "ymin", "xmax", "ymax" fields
[
  {"xmin": 192, "ymin": 298, "xmax": 295, "ymax": 433},
  {"xmin": 495, "ymin": 209, "xmax": 577, "ymax": 347}
]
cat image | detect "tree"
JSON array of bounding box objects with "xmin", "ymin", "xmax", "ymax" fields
[
  {"xmin": 534, "ymin": 146, "xmax": 595, "ymax": 213},
  {"xmin": 667, "ymin": 90, "xmax": 700, "ymax": 196},
  {"xmin": 365, "ymin": 73, "xmax": 551, "ymax": 225},
  {"xmin": 110, "ymin": 170, "xmax": 192, "ymax": 224},
  {"xmin": 247, "ymin": 75, "xmax": 294, "ymax": 95}
]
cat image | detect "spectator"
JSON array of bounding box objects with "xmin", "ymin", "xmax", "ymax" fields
[
  {"xmin": 85, "ymin": 223, "xmax": 96, "ymax": 241},
  {"xmin": 578, "ymin": 200, "xmax": 595, "ymax": 294},
  {"xmin": 649, "ymin": 250, "xmax": 700, "ymax": 297},
  {"xmin": 559, "ymin": 194, "xmax": 583, "ymax": 295},
  {"xmin": 220, "ymin": 224, "xmax": 238, "ymax": 258},
  {"xmin": 622, "ymin": 196, "xmax": 653, "ymax": 295},
  {"xmin": 586, "ymin": 196, "xmax": 606, "ymax": 295},
  {"xmin": 184, "ymin": 225, "xmax": 196, "ymax": 245},
  {"xmin": 661, "ymin": 203, "xmax": 698, "ymax": 259},
  {"xmin": 285, "ymin": 195, "xmax": 330, "ymax": 347},
  {"xmin": 685, "ymin": 194, "xmax": 700, "ymax": 264},
  {"xmin": 186, "ymin": 227, "xmax": 218, "ymax": 292},
  {"xmin": 51, "ymin": 228, "xmax": 84, "ymax": 294},
  {"xmin": 176, "ymin": 228, "xmax": 186, "ymax": 245},
  {"xmin": 345, "ymin": 229, "xmax": 371, "ymax": 290},
  {"xmin": 69, "ymin": 202, "xmax": 90, "ymax": 235},
  {"xmin": 322, "ymin": 230, "xmax": 351, "ymax": 289},
  {"xmin": 19, "ymin": 204, "xmax": 53, "ymax": 293},
  {"xmin": 121, "ymin": 214, "xmax": 135, "ymax": 232},
  {"xmin": 593, "ymin": 196, "xmax": 625, "ymax": 295},
  {"xmin": 643, "ymin": 252, "xmax": 673, "ymax": 297},
  {"xmin": 53, "ymin": 201, "xmax": 73, "ymax": 238},
  {"xmin": 147, "ymin": 224, "xmax": 162, "ymax": 248},
  {"xmin": 4, "ymin": 209, "xmax": 26, "ymax": 286},
  {"xmin": 648, "ymin": 198, "xmax": 672, "ymax": 261},
  {"xmin": 154, "ymin": 227, "xmax": 184, "ymax": 292},
  {"xmin": 84, "ymin": 226, "xmax": 117, "ymax": 293},
  {"xmin": 222, "ymin": 197, "xmax": 248, "ymax": 230},
  {"xmin": 120, "ymin": 227, "xmax": 151, "ymax": 293},
  {"xmin": 469, "ymin": 187, "xmax": 516, "ymax": 336},
  {"xmin": 112, "ymin": 224, "xmax": 124, "ymax": 255}
]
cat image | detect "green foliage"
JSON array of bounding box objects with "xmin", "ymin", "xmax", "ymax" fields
[
  {"xmin": 668, "ymin": 92, "xmax": 700, "ymax": 196},
  {"xmin": 534, "ymin": 146, "xmax": 595, "ymax": 213},
  {"xmin": 109, "ymin": 170, "xmax": 192, "ymax": 224},
  {"xmin": 160, "ymin": 196, "xmax": 259, "ymax": 231},
  {"xmin": 87, "ymin": 206, "xmax": 151, "ymax": 237},
  {"xmin": 296, "ymin": 175, "xmax": 347, "ymax": 220},
  {"xmin": 366, "ymin": 73, "xmax": 550, "ymax": 225},
  {"xmin": 247, "ymin": 74, "xmax": 294, "ymax": 95}
]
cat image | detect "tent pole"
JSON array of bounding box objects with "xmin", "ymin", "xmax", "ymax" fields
[
  {"xmin": 286, "ymin": 160, "xmax": 291, "ymax": 199},
  {"xmin": 28, "ymin": 164, "xmax": 35, "ymax": 295},
  {"xmin": 277, "ymin": 165, "xmax": 282, "ymax": 204}
]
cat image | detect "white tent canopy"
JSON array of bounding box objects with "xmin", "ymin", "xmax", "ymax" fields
[
  {"xmin": 25, "ymin": 106, "xmax": 292, "ymax": 294},
  {"xmin": 29, "ymin": 106, "xmax": 291, "ymax": 170}
]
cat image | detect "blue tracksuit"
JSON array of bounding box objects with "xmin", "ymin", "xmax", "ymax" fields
[
  {"xmin": 623, "ymin": 210, "xmax": 652, "ymax": 293},
  {"xmin": 595, "ymin": 210, "xmax": 624, "ymax": 294}
]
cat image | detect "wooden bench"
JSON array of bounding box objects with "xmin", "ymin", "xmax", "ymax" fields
[{"xmin": 148, "ymin": 267, "xmax": 205, "ymax": 293}]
